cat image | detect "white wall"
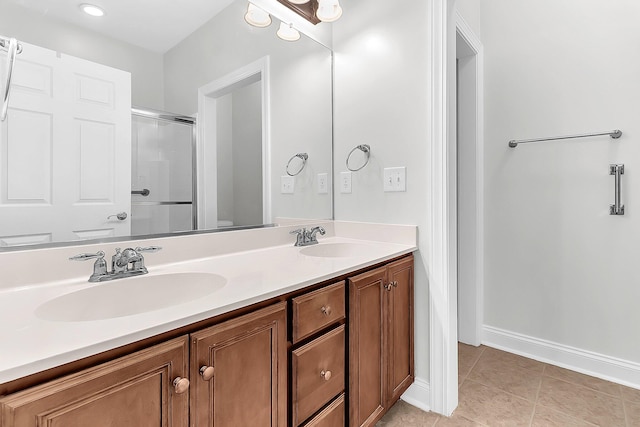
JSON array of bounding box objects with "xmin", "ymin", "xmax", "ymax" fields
[
  {"xmin": 455, "ymin": 0, "xmax": 481, "ymax": 38},
  {"xmin": 0, "ymin": 2, "xmax": 164, "ymax": 109},
  {"xmin": 163, "ymin": 0, "xmax": 333, "ymax": 222},
  {"xmin": 482, "ymin": 0, "xmax": 640, "ymax": 366},
  {"xmin": 232, "ymin": 81, "xmax": 263, "ymax": 226},
  {"xmin": 332, "ymin": 0, "xmax": 432, "ymax": 397}
]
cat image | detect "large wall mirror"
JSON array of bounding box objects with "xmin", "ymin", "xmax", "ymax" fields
[{"xmin": 0, "ymin": 0, "xmax": 333, "ymax": 250}]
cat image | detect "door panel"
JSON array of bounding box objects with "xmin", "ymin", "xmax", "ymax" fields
[
  {"xmin": 0, "ymin": 42, "xmax": 131, "ymax": 246},
  {"xmin": 191, "ymin": 302, "xmax": 287, "ymax": 427}
]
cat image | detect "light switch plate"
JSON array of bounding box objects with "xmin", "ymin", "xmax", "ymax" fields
[
  {"xmin": 317, "ymin": 173, "xmax": 329, "ymax": 194},
  {"xmin": 281, "ymin": 175, "xmax": 295, "ymax": 194},
  {"xmin": 340, "ymin": 171, "xmax": 352, "ymax": 194},
  {"xmin": 383, "ymin": 167, "xmax": 406, "ymax": 192}
]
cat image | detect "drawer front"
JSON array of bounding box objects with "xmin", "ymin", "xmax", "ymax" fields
[
  {"xmin": 303, "ymin": 393, "xmax": 345, "ymax": 427},
  {"xmin": 292, "ymin": 325, "xmax": 345, "ymax": 426},
  {"xmin": 292, "ymin": 281, "xmax": 345, "ymax": 343}
]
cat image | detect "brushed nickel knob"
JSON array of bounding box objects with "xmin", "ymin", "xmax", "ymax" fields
[
  {"xmin": 320, "ymin": 305, "xmax": 332, "ymax": 316},
  {"xmin": 384, "ymin": 283, "xmax": 393, "ymax": 291},
  {"xmin": 173, "ymin": 377, "xmax": 190, "ymax": 394},
  {"xmin": 392, "ymin": 281, "xmax": 398, "ymax": 288},
  {"xmin": 200, "ymin": 365, "xmax": 214, "ymax": 381},
  {"xmin": 321, "ymin": 370, "xmax": 332, "ymax": 381}
]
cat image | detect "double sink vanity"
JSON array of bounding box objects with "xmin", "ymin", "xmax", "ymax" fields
[{"xmin": 0, "ymin": 221, "xmax": 416, "ymax": 426}]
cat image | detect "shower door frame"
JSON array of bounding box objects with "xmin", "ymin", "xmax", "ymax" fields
[{"xmin": 131, "ymin": 107, "xmax": 198, "ymax": 231}]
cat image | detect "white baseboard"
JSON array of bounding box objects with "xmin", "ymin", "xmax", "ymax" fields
[
  {"xmin": 483, "ymin": 325, "xmax": 640, "ymax": 390},
  {"xmin": 400, "ymin": 377, "xmax": 431, "ymax": 412}
]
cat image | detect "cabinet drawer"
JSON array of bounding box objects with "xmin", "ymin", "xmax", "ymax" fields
[
  {"xmin": 292, "ymin": 325, "xmax": 345, "ymax": 426},
  {"xmin": 303, "ymin": 393, "xmax": 345, "ymax": 427},
  {"xmin": 292, "ymin": 281, "xmax": 345, "ymax": 343}
]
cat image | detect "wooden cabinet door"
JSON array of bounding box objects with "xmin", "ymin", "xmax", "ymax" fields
[
  {"xmin": 190, "ymin": 302, "xmax": 287, "ymax": 427},
  {"xmin": 0, "ymin": 336, "xmax": 190, "ymax": 427},
  {"xmin": 386, "ymin": 256, "xmax": 414, "ymax": 405},
  {"xmin": 348, "ymin": 266, "xmax": 387, "ymax": 427}
]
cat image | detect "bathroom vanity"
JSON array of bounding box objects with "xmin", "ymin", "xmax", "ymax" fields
[{"xmin": 0, "ymin": 222, "xmax": 416, "ymax": 426}]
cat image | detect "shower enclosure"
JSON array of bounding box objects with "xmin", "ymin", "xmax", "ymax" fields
[{"xmin": 130, "ymin": 108, "xmax": 197, "ymax": 236}]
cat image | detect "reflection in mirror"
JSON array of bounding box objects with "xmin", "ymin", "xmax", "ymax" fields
[{"xmin": 0, "ymin": 0, "xmax": 333, "ymax": 249}]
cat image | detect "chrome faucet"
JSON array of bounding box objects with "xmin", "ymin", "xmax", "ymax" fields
[
  {"xmin": 290, "ymin": 226, "xmax": 326, "ymax": 247},
  {"xmin": 70, "ymin": 246, "xmax": 162, "ymax": 282}
]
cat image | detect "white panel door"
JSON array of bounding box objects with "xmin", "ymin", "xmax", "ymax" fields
[{"xmin": 0, "ymin": 42, "xmax": 131, "ymax": 246}]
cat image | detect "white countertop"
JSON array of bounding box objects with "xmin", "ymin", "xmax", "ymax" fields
[{"xmin": 0, "ymin": 224, "xmax": 416, "ymax": 385}]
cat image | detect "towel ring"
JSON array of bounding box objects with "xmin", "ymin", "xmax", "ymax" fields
[
  {"xmin": 346, "ymin": 144, "xmax": 371, "ymax": 172},
  {"xmin": 286, "ymin": 153, "xmax": 308, "ymax": 176}
]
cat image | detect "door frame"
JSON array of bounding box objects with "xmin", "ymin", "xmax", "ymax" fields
[
  {"xmin": 197, "ymin": 56, "xmax": 272, "ymax": 229},
  {"xmin": 428, "ymin": 0, "xmax": 484, "ymax": 415},
  {"xmin": 455, "ymin": 13, "xmax": 484, "ymax": 347}
]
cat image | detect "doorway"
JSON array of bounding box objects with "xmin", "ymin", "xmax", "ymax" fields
[{"xmin": 455, "ymin": 19, "xmax": 484, "ymax": 347}]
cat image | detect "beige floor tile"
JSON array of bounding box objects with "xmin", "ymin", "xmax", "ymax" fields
[
  {"xmin": 458, "ymin": 343, "xmax": 484, "ymax": 378},
  {"xmin": 477, "ymin": 347, "xmax": 545, "ymax": 373},
  {"xmin": 375, "ymin": 400, "xmax": 441, "ymax": 427},
  {"xmin": 544, "ymin": 364, "xmax": 621, "ymax": 397},
  {"xmin": 531, "ymin": 405, "xmax": 598, "ymax": 426},
  {"xmin": 459, "ymin": 375, "xmax": 466, "ymax": 388},
  {"xmin": 537, "ymin": 377, "xmax": 626, "ymax": 427},
  {"xmin": 455, "ymin": 380, "xmax": 534, "ymax": 427},
  {"xmin": 625, "ymin": 401, "xmax": 640, "ymax": 426},
  {"xmin": 435, "ymin": 413, "xmax": 485, "ymax": 426},
  {"xmin": 621, "ymin": 385, "xmax": 640, "ymax": 404},
  {"xmin": 468, "ymin": 352, "xmax": 542, "ymax": 401}
]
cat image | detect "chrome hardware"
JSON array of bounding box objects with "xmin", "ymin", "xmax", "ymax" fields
[
  {"xmin": 291, "ymin": 226, "xmax": 326, "ymax": 246},
  {"xmin": 384, "ymin": 282, "xmax": 393, "ymax": 291},
  {"xmin": 286, "ymin": 153, "xmax": 308, "ymax": 176},
  {"xmin": 1, "ymin": 36, "xmax": 21, "ymax": 122},
  {"xmin": 70, "ymin": 246, "xmax": 162, "ymax": 282},
  {"xmin": 69, "ymin": 251, "xmax": 108, "ymax": 282},
  {"xmin": 107, "ymin": 212, "xmax": 128, "ymax": 221},
  {"xmin": 131, "ymin": 189, "xmax": 150, "ymax": 196},
  {"xmin": 346, "ymin": 144, "xmax": 371, "ymax": 172},
  {"xmin": 392, "ymin": 281, "xmax": 398, "ymax": 288},
  {"xmin": 610, "ymin": 164, "xmax": 625, "ymax": 215},
  {"xmin": 290, "ymin": 229, "xmax": 305, "ymax": 246},
  {"xmin": 172, "ymin": 377, "xmax": 190, "ymax": 394},
  {"xmin": 320, "ymin": 370, "xmax": 332, "ymax": 381},
  {"xmin": 508, "ymin": 130, "xmax": 622, "ymax": 148},
  {"xmin": 200, "ymin": 366, "xmax": 214, "ymax": 381}
]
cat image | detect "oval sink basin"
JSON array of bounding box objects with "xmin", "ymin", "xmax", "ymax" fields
[
  {"xmin": 36, "ymin": 273, "xmax": 226, "ymax": 322},
  {"xmin": 300, "ymin": 242, "xmax": 372, "ymax": 258}
]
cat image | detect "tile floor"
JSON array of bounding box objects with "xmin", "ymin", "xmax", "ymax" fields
[{"xmin": 376, "ymin": 343, "xmax": 640, "ymax": 426}]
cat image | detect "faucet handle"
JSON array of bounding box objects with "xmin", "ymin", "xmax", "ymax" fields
[
  {"xmin": 135, "ymin": 246, "xmax": 162, "ymax": 253},
  {"xmin": 289, "ymin": 228, "xmax": 304, "ymax": 235},
  {"xmin": 69, "ymin": 251, "xmax": 105, "ymax": 261}
]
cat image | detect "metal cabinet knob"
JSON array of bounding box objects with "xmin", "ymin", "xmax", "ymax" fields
[
  {"xmin": 320, "ymin": 370, "xmax": 332, "ymax": 381},
  {"xmin": 200, "ymin": 366, "xmax": 214, "ymax": 381},
  {"xmin": 173, "ymin": 377, "xmax": 190, "ymax": 394},
  {"xmin": 320, "ymin": 305, "xmax": 332, "ymax": 316}
]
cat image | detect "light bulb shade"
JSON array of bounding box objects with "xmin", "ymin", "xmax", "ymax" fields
[
  {"xmin": 244, "ymin": 3, "xmax": 272, "ymax": 28},
  {"xmin": 316, "ymin": 0, "xmax": 342, "ymax": 22},
  {"xmin": 277, "ymin": 22, "xmax": 301, "ymax": 41},
  {"xmin": 288, "ymin": 0, "xmax": 310, "ymax": 3}
]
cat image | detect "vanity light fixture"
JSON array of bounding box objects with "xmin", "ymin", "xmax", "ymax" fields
[
  {"xmin": 277, "ymin": 22, "xmax": 301, "ymax": 41},
  {"xmin": 316, "ymin": 0, "xmax": 342, "ymax": 22},
  {"xmin": 79, "ymin": 3, "xmax": 105, "ymax": 17},
  {"xmin": 244, "ymin": 3, "xmax": 272, "ymax": 27},
  {"xmin": 288, "ymin": 0, "xmax": 311, "ymax": 4}
]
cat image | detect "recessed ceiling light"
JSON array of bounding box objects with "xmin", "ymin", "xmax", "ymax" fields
[{"xmin": 80, "ymin": 4, "xmax": 105, "ymax": 17}]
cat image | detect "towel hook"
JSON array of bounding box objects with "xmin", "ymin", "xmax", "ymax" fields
[
  {"xmin": 286, "ymin": 153, "xmax": 308, "ymax": 176},
  {"xmin": 346, "ymin": 144, "xmax": 371, "ymax": 172}
]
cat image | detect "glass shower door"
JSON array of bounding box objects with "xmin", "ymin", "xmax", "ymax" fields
[{"xmin": 131, "ymin": 111, "xmax": 195, "ymax": 236}]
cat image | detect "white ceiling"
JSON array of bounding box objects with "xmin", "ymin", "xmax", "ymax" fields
[{"xmin": 9, "ymin": 0, "xmax": 237, "ymax": 53}]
